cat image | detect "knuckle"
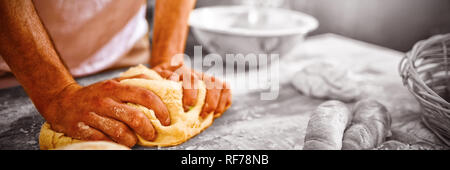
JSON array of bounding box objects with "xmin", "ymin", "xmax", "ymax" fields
[
  {"xmin": 102, "ymin": 80, "xmax": 118, "ymax": 89},
  {"xmin": 97, "ymin": 99, "xmax": 113, "ymax": 111},
  {"xmin": 93, "ymin": 97, "xmax": 104, "ymax": 107},
  {"xmin": 120, "ymin": 133, "xmax": 137, "ymax": 147},
  {"xmin": 119, "ymin": 84, "xmax": 132, "ymax": 91},
  {"xmin": 130, "ymin": 112, "xmax": 146, "ymax": 128},
  {"xmin": 74, "ymin": 122, "xmax": 95, "ymax": 140},
  {"xmin": 135, "ymin": 112, "xmax": 148, "ymax": 122},
  {"xmin": 130, "ymin": 112, "xmax": 155, "ymax": 140},
  {"xmin": 81, "ymin": 112, "xmax": 94, "ymax": 122},
  {"xmin": 114, "ymin": 124, "xmax": 130, "ymax": 138},
  {"xmin": 140, "ymin": 90, "xmax": 153, "ymax": 100},
  {"xmin": 207, "ymin": 91, "xmax": 219, "ymax": 101}
]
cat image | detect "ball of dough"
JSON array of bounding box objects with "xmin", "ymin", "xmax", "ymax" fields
[{"xmin": 39, "ymin": 65, "xmax": 226, "ymax": 149}]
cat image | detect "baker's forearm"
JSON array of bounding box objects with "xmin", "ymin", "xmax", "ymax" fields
[
  {"xmin": 0, "ymin": 0, "xmax": 76, "ymax": 113},
  {"xmin": 150, "ymin": 0, "xmax": 197, "ymax": 67}
]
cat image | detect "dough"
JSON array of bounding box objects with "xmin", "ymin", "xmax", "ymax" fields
[
  {"xmin": 291, "ymin": 62, "xmax": 361, "ymax": 102},
  {"xmin": 39, "ymin": 65, "xmax": 221, "ymax": 149},
  {"xmin": 56, "ymin": 141, "xmax": 130, "ymax": 150}
]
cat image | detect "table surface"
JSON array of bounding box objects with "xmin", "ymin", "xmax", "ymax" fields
[{"xmin": 0, "ymin": 33, "xmax": 445, "ymax": 150}]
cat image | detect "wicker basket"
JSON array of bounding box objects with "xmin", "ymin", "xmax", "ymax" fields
[{"xmin": 399, "ymin": 34, "xmax": 450, "ymax": 146}]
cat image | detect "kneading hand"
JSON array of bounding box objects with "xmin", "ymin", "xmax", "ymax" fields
[
  {"xmin": 42, "ymin": 79, "xmax": 170, "ymax": 147},
  {"xmin": 153, "ymin": 63, "xmax": 232, "ymax": 118}
]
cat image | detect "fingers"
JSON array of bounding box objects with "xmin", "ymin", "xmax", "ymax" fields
[
  {"xmin": 57, "ymin": 122, "xmax": 112, "ymax": 142},
  {"xmin": 118, "ymin": 67, "xmax": 231, "ymax": 121},
  {"xmin": 200, "ymin": 77, "xmax": 222, "ymax": 118},
  {"xmin": 155, "ymin": 68, "xmax": 199, "ymax": 112},
  {"xmin": 196, "ymin": 72, "xmax": 232, "ymax": 118},
  {"xmin": 110, "ymin": 81, "xmax": 171, "ymax": 126},
  {"xmin": 225, "ymin": 91, "xmax": 232, "ymax": 109},
  {"xmin": 161, "ymin": 70, "xmax": 180, "ymax": 81},
  {"xmin": 97, "ymin": 98, "xmax": 157, "ymax": 141},
  {"xmin": 214, "ymin": 83, "xmax": 232, "ymax": 116},
  {"xmin": 182, "ymin": 84, "xmax": 198, "ymax": 111},
  {"xmin": 154, "ymin": 68, "xmax": 180, "ymax": 81},
  {"xmin": 180, "ymin": 72, "xmax": 198, "ymax": 111},
  {"xmin": 84, "ymin": 112, "xmax": 137, "ymax": 147}
]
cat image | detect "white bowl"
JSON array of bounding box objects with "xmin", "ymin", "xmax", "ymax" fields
[{"xmin": 189, "ymin": 6, "xmax": 318, "ymax": 66}]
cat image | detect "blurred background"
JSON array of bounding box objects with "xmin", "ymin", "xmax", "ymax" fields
[{"xmin": 148, "ymin": 0, "xmax": 450, "ymax": 52}]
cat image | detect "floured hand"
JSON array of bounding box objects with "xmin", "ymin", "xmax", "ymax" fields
[
  {"xmin": 42, "ymin": 79, "xmax": 170, "ymax": 147},
  {"xmin": 153, "ymin": 63, "xmax": 232, "ymax": 118}
]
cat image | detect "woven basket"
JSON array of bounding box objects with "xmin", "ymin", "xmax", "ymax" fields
[{"xmin": 399, "ymin": 34, "xmax": 450, "ymax": 146}]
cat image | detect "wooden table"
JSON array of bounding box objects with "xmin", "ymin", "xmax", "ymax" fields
[{"xmin": 0, "ymin": 33, "xmax": 445, "ymax": 150}]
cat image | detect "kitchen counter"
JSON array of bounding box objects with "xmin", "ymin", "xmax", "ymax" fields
[{"xmin": 0, "ymin": 33, "xmax": 445, "ymax": 150}]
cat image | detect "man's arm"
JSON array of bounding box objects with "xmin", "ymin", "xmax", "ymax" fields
[
  {"xmin": 150, "ymin": 0, "xmax": 196, "ymax": 67},
  {"xmin": 0, "ymin": 0, "xmax": 169, "ymax": 147},
  {"xmin": 0, "ymin": 0, "xmax": 75, "ymax": 112}
]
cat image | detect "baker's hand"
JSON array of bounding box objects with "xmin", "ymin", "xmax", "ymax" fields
[
  {"xmin": 153, "ymin": 63, "xmax": 232, "ymax": 118},
  {"xmin": 42, "ymin": 79, "xmax": 170, "ymax": 147},
  {"xmin": 196, "ymin": 71, "xmax": 232, "ymax": 118}
]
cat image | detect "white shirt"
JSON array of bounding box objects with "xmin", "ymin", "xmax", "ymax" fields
[{"xmin": 0, "ymin": 0, "xmax": 148, "ymax": 77}]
